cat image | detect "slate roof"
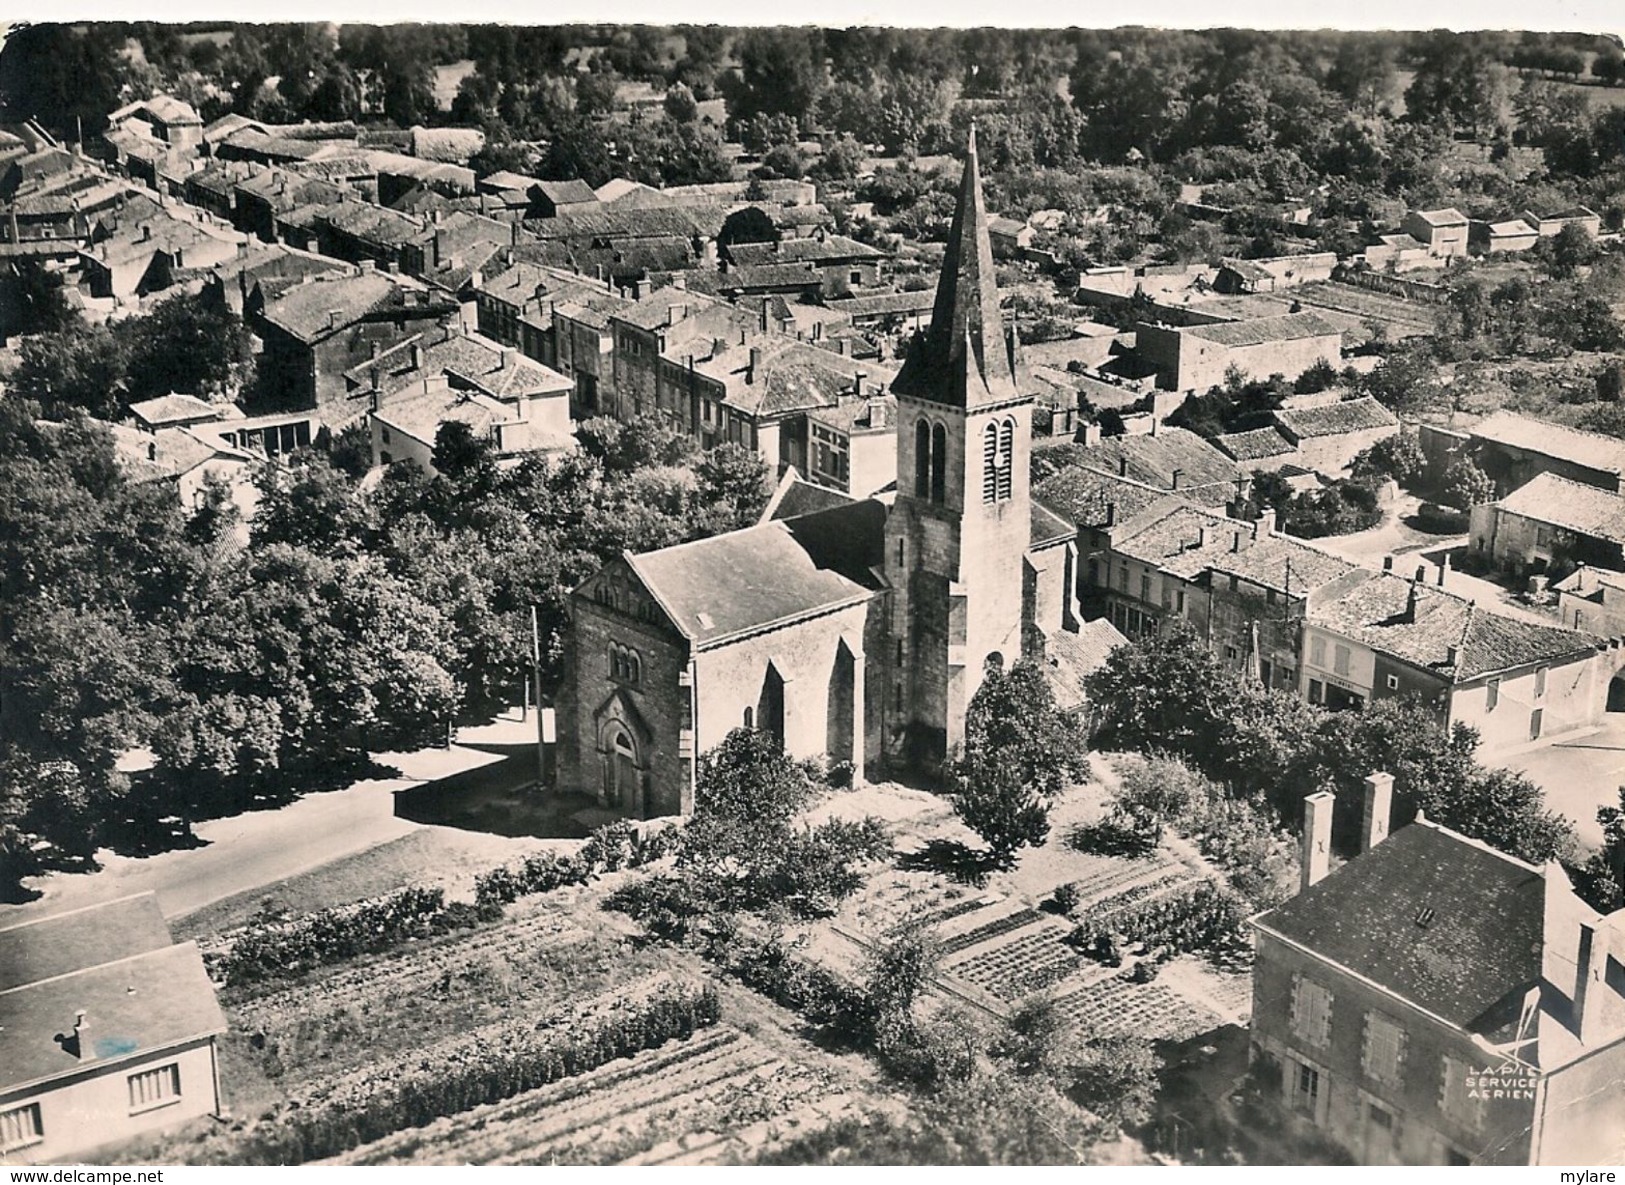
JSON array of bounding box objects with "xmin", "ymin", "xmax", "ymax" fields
[
  {"xmin": 0, "ymin": 893, "xmax": 173, "ymax": 993},
  {"xmin": 1216, "ymin": 426, "xmax": 1297, "ymax": 462},
  {"xmin": 1255, "ymin": 820, "xmax": 1545, "ymax": 1033},
  {"xmin": 1495, "ymin": 473, "xmax": 1625, "ymax": 547},
  {"xmin": 1306, "ymin": 569, "xmax": 1602, "ymax": 680},
  {"xmin": 1470, "ymin": 411, "xmax": 1625, "ymax": 478},
  {"xmin": 1030, "ymin": 500, "xmax": 1075, "ymax": 549},
  {"xmin": 1181, "ymin": 311, "xmax": 1341, "ymax": 348},
  {"xmin": 1273, "ymin": 395, "xmax": 1397, "ymax": 439},
  {"xmin": 761, "ymin": 470, "xmax": 858, "ymax": 523},
  {"xmin": 627, "ymin": 499, "xmax": 885, "ymax": 647},
  {"xmin": 0, "ymin": 942, "xmax": 228, "ymax": 1095}
]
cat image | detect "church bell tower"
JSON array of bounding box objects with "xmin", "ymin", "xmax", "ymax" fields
[{"xmin": 883, "ymin": 124, "xmax": 1033, "ymax": 769}]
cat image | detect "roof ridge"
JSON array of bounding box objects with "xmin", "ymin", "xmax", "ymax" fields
[
  {"xmin": 0, "ymin": 891, "xmax": 160, "ymax": 935},
  {"xmin": 0, "ymin": 938, "xmax": 197, "ymax": 997}
]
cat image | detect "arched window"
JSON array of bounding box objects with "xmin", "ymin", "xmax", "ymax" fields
[
  {"xmin": 981, "ymin": 421, "xmax": 999, "ymax": 503},
  {"xmin": 914, "ymin": 419, "xmax": 930, "ymax": 498},
  {"xmin": 997, "ymin": 417, "xmax": 1015, "ymax": 500},
  {"xmin": 931, "ymin": 423, "xmax": 947, "ymax": 504}
]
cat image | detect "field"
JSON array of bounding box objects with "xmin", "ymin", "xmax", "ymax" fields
[{"xmin": 1287, "ymin": 281, "xmax": 1439, "ymax": 343}]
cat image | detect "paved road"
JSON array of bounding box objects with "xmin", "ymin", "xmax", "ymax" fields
[
  {"xmin": 3, "ymin": 742, "xmax": 511, "ymax": 924},
  {"xmin": 1504, "ymin": 715, "xmax": 1625, "ymax": 849}
]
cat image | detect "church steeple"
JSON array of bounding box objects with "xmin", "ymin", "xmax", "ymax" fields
[{"xmin": 891, "ymin": 122, "xmax": 1021, "ymax": 409}]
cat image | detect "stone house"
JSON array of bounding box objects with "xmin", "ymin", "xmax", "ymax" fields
[
  {"xmin": 608, "ymin": 292, "xmax": 760, "ymax": 424},
  {"xmin": 1469, "ymin": 218, "xmax": 1538, "ymax": 254},
  {"xmin": 805, "ymin": 393, "xmax": 899, "ymax": 498},
  {"xmin": 1300, "ymin": 567, "xmax": 1614, "ymax": 753},
  {"xmin": 1135, "ymin": 312, "xmax": 1343, "ymax": 393},
  {"xmin": 1466, "ymin": 411, "xmax": 1625, "ymax": 496},
  {"xmin": 1270, "ymin": 396, "xmax": 1399, "ymax": 476},
  {"xmin": 1401, "ymin": 208, "xmax": 1470, "ymax": 260},
  {"xmin": 1251, "ymin": 785, "xmax": 1625, "ymax": 1164},
  {"xmin": 1522, "ymin": 206, "xmax": 1602, "ymax": 240},
  {"xmin": 0, "ymin": 893, "xmax": 227, "ymax": 1165},
  {"xmin": 252, "ymin": 268, "xmax": 461, "ymax": 416},
  {"xmin": 1468, "ymin": 473, "xmax": 1625, "ymax": 577}
]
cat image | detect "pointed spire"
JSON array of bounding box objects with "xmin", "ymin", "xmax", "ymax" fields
[{"xmin": 891, "ymin": 123, "xmax": 1021, "ymax": 409}]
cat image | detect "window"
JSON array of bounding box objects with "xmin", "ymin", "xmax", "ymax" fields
[
  {"xmin": 380, "ymin": 426, "xmax": 391, "ymax": 444},
  {"xmin": 1291, "ymin": 975, "xmax": 1333, "ymax": 1048},
  {"xmin": 743, "ymin": 707, "xmax": 753, "ymax": 728},
  {"xmin": 1534, "ymin": 666, "xmax": 1548, "ymax": 699},
  {"xmin": 1333, "ymin": 645, "xmax": 1351, "ymax": 677},
  {"xmin": 1228, "ymin": 574, "xmax": 1239, "ymax": 593},
  {"xmin": 1362, "ymin": 1012, "xmax": 1406, "ymax": 1087},
  {"xmin": 850, "ymin": 270, "xmax": 862, "ymax": 285},
  {"xmin": 0, "ymin": 1103, "xmax": 42, "ymax": 1152},
  {"xmin": 1486, "ymin": 678, "xmax": 1500, "ymax": 711},
  {"xmin": 1310, "ymin": 636, "xmax": 1326, "ymax": 667},
  {"xmin": 930, "ymin": 423, "xmax": 947, "ymax": 504},
  {"xmin": 1140, "ymin": 574, "xmax": 1152, "ymax": 603},
  {"xmin": 982, "ymin": 421, "xmax": 999, "ymax": 503},
  {"xmin": 1118, "ymin": 566, "xmax": 1129, "ymax": 592},
  {"xmin": 1293, "ymin": 1062, "xmax": 1321, "ymax": 1117},
  {"xmin": 914, "ymin": 420, "xmax": 930, "ymax": 498},
  {"xmin": 1309, "ymin": 679, "xmax": 1324, "ymax": 705},
  {"xmin": 608, "ymin": 644, "xmax": 642, "ymax": 687},
  {"xmin": 128, "ymin": 1064, "xmax": 181, "ymax": 1113},
  {"xmin": 1225, "ymin": 645, "xmax": 1239, "ymax": 661},
  {"xmin": 1267, "ymin": 589, "xmax": 1278, "ymax": 605},
  {"xmin": 1386, "ymin": 674, "xmax": 1400, "ymax": 690},
  {"xmin": 997, "ymin": 418, "xmax": 1014, "ymax": 501},
  {"xmin": 1176, "ymin": 590, "xmax": 1186, "ymax": 614},
  {"xmin": 895, "ymin": 538, "xmax": 905, "ymax": 569},
  {"xmin": 896, "ymin": 639, "xmax": 904, "ymax": 665},
  {"xmin": 1440, "ymin": 1055, "xmax": 1482, "ymax": 1130}
]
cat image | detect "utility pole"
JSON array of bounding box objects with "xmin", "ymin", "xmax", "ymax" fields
[{"xmin": 531, "ymin": 604, "xmax": 545, "ymax": 793}]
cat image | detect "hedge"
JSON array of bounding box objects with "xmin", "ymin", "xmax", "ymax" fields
[{"xmin": 233, "ymin": 976, "xmax": 721, "ymax": 1164}]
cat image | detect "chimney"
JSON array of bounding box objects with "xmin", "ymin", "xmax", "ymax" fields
[
  {"xmin": 668, "ymin": 302, "xmax": 687, "ymax": 323},
  {"xmin": 146, "ymin": 441, "xmax": 157, "ymax": 462},
  {"xmin": 1082, "ymin": 422, "xmax": 1102, "ymax": 447},
  {"xmin": 1415, "ymin": 564, "xmax": 1428, "ymax": 584},
  {"xmin": 370, "ymin": 340, "xmax": 381, "ymax": 360},
  {"xmin": 1149, "ymin": 416, "xmax": 1160, "ymax": 437},
  {"xmin": 747, "ymin": 346, "xmax": 763, "ymax": 384},
  {"xmin": 1118, "ymin": 455, "xmax": 1128, "ymax": 477},
  {"xmin": 141, "ymin": 223, "xmax": 152, "ymax": 242},
  {"xmin": 1232, "ymin": 529, "xmax": 1243, "ymax": 553},
  {"xmin": 1197, "ymin": 525, "xmax": 1211, "ymax": 549},
  {"xmin": 370, "ymin": 384, "xmax": 381, "ymax": 413},
  {"xmin": 1575, "ymin": 923, "xmax": 1613, "ymax": 1045},
  {"xmin": 500, "ymin": 348, "xmax": 509, "ymax": 370},
  {"xmin": 1446, "ymin": 644, "xmax": 1459, "ymax": 668},
  {"xmin": 328, "ymin": 308, "xmax": 342, "ymax": 330},
  {"xmin": 854, "ymin": 370, "xmax": 868, "ymax": 397},
  {"xmin": 172, "ymin": 247, "xmax": 184, "ymax": 269},
  {"xmin": 1437, "ymin": 554, "xmax": 1451, "ymax": 587},
  {"xmin": 812, "ymin": 321, "xmax": 823, "ymax": 342},
  {"xmin": 1301, "ymin": 791, "xmax": 1334, "ymax": 892},
  {"xmin": 837, "ymin": 338, "xmax": 850, "ymax": 356},
  {"xmin": 1255, "ymin": 507, "xmax": 1276, "ymax": 538},
  {"xmin": 1361, "ymin": 772, "xmax": 1394, "ymax": 852},
  {"xmin": 410, "ymin": 341, "xmax": 423, "ymax": 370},
  {"xmin": 635, "ymin": 277, "xmax": 651, "ymax": 300},
  {"xmin": 1171, "ymin": 467, "xmax": 1183, "ymax": 490},
  {"xmin": 74, "ymin": 1010, "xmax": 93, "ymax": 1061},
  {"xmin": 1383, "ymin": 555, "xmax": 1394, "ymax": 572},
  {"xmin": 1104, "ymin": 502, "xmax": 1117, "ymax": 528}
]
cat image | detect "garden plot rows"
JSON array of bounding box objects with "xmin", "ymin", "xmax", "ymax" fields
[
  {"xmin": 1289, "ymin": 282, "xmax": 1437, "ymax": 337},
  {"xmin": 331, "ymin": 1024, "xmax": 842, "ymax": 1166},
  {"xmin": 1064, "ymin": 854, "xmax": 1194, "ymax": 910},
  {"xmin": 230, "ymin": 904, "xmax": 593, "ymax": 1030},
  {"xmin": 1052, "ymin": 976, "xmax": 1224, "ymax": 1042},
  {"xmin": 936, "ymin": 907, "xmax": 1047, "ymax": 957},
  {"xmin": 843, "ymin": 872, "xmax": 975, "ymax": 935},
  {"xmin": 946, "ymin": 921, "xmax": 1085, "ymax": 1002}
]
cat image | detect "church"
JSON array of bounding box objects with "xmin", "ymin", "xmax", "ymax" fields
[{"xmin": 555, "ymin": 128, "xmax": 1085, "ymax": 817}]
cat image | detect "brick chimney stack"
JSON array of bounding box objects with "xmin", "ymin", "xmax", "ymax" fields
[
  {"xmin": 74, "ymin": 1010, "xmax": 93, "ymax": 1061},
  {"xmin": 1361, "ymin": 771, "xmax": 1394, "ymax": 852},
  {"xmin": 1301, "ymin": 791, "xmax": 1334, "ymax": 892},
  {"xmin": 1575, "ymin": 923, "xmax": 1614, "ymax": 1045}
]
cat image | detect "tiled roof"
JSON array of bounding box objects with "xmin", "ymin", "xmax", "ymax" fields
[
  {"xmin": 409, "ymin": 125, "xmax": 486, "ymax": 163},
  {"xmin": 0, "ymin": 941, "xmax": 228, "ymax": 1095},
  {"xmin": 259, "ymin": 271, "xmax": 444, "ymax": 342},
  {"xmin": 319, "ymin": 201, "xmax": 426, "ymax": 248},
  {"xmin": 533, "ymin": 178, "xmax": 598, "ymax": 206},
  {"xmin": 1180, "ymin": 311, "xmax": 1341, "ymax": 347},
  {"xmin": 479, "ymin": 170, "xmax": 542, "ymax": 192},
  {"xmin": 372, "ymin": 384, "xmax": 512, "ymax": 444},
  {"xmin": 1044, "ymin": 618, "xmax": 1128, "ymax": 712},
  {"xmin": 1485, "ymin": 219, "xmax": 1535, "ymax": 236},
  {"xmin": 1215, "ymin": 426, "xmax": 1297, "ymax": 461},
  {"xmin": 627, "ymin": 499, "xmax": 885, "ymax": 647},
  {"xmin": 1046, "ymin": 426, "xmax": 1241, "ymax": 496},
  {"xmin": 825, "ymin": 288, "xmax": 936, "ymax": 318},
  {"xmin": 1255, "ymin": 821, "xmax": 1545, "ymax": 1033},
  {"xmin": 695, "ymin": 339, "xmax": 883, "ymax": 419},
  {"xmin": 1031, "ymin": 465, "xmax": 1179, "ymax": 530},
  {"xmin": 1495, "ymin": 473, "xmax": 1625, "ymax": 546},
  {"xmin": 719, "ymin": 262, "xmax": 823, "ymax": 292},
  {"xmin": 808, "ymin": 394, "xmax": 897, "ymax": 433},
  {"xmin": 1377, "ymin": 233, "xmax": 1427, "ymax": 250},
  {"xmin": 527, "ymin": 204, "xmax": 718, "ymax": 242},
  {"xmin": 1306, "ymin": 569, "xmax": 1601, "ymax": 680},
  {"xmin": 0, "ymin": 893, "xmax": 173, "ymax": 993},
  {"xmin": 128, "ymin": 393, "xmax": 220, "ymax": 428},
  {"xmin": 350, "ymin": 329, "xmax": 572, "ymax": 402},
  {"xmin": 1205, "ymin": 531, "xmax": 1356, "ymax": 594},
  {"xmin": 110, "ymin": 423, "xmax": 249, "ymax": 482},
  {"xmin": 727, "ymin": 234, "xmax": 885, "ymax": 267},
  {"xmin": 1273, "ymin": 395, "xmax": 1397, "ymax": 439},
  {"xmin": 1470, "ymin": 411, "xmax": 1625, "ymax": 477}
]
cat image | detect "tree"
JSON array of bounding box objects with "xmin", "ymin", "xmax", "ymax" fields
[
  {"xmin": 1440, "ymin": 457, "xmax": 1495, "ymax": 511},
  {"xmin": 251, "ymin": 452, "xmax": 371, "ymax": 555},
  {"xmin": 1352, "ymin": 431, "xmax": 1427, "ymax": 486},
  {"xmin": 13, "ymin": 323, "xmax": 129, "ymax": 419},
  {"xmin": 663, "ymin": 82, "xmax": 698, "ymax": 123},
  {"xmin": 693, "ymin": 443, "xmax": 770, "ymax": 532},
  {"xmin": 1066, "ymin": 1036, "xmax": 1163, "ymax": 1130},
  {"xmin": 1534, "ymin": 222, "xmax": 1598, "ymax": 278},
  {"xmin": 1086, "ymin": 621, "xmax": 1243, "ymax": 763}
]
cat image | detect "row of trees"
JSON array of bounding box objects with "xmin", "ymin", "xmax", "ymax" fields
[
  {"xmin": 0, "ymin": 398, "xmax": 769, "ymax": 898},
  {"xmin": 1085, "ymin": 622, "xmax": 1577, "ymax": 868}
]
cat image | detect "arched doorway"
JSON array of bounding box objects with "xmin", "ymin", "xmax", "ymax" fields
[
  {"xmin": 604, "ymin": 726, "xmax": 639, "ymax": 809},
  {"xmin": 1608, "ymin": 673, "xmax": 1625, "ymax": 713}
]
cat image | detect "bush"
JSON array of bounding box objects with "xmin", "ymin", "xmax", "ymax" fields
[
  {"xmin": 212, "ymin": 887, "xmax": 452, "ymax": 986},
  {"xmin": 234, "ymin": 978, "xmax": 721, "ymax": 1164},
  {"xmin": 1048, "ymin": 882, "xmax": 1082, "ymax": 916},
  {"xmin": 1071, "ymin": 882, "xmax": 1247, "ymax": 959},
  {"xmin": 474, "ymin": 850, "xmax": 593, "ymax": 907}
]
